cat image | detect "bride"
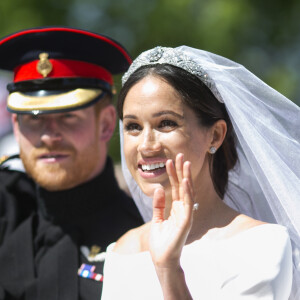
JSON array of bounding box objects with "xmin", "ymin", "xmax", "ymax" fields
[{"xmin": 101, "ymin": 46, "xmax": 300, "ymax": 300}]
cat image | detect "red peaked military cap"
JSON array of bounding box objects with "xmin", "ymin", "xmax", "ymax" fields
[{"xmin": 0, "ymin": 26, "xmax": 132, "ymax": 114}]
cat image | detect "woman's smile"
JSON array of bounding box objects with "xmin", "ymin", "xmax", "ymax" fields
[{"xmin": 138, "ymin": 158, "xmax": 167, "ymax": 178}]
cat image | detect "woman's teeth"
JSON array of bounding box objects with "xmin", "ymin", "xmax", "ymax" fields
[{"xmin": 141, "ymin": 162, "xmax": 165, "ymax": 171}]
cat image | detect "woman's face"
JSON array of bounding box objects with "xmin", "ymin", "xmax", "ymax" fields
[{"xmin": 122, "ymin": 75, "xmax": 213, "ymax": 199}]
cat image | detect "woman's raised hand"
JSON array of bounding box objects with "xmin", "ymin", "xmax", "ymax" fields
[{"xmin": 149, "ymin": 153, "xmax": 194, "ymax": 269}]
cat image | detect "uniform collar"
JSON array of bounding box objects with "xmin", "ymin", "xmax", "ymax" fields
[{"xmin": 36, "ymin": 157, "xmax": 119, "ymax": 223}]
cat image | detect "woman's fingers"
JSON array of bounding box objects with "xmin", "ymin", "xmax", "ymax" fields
[
  {"xmin": 179, "ymin": 159, "xmax": 194, "ymax": 220},
  {"xmin": 183, "ymin": 177, "xmax": 194, "ymax": 216},
  {"xmin": 183, "ymin": 161, "xmax": 194, "ymax": 198},
  {"xmin": 175, "ymin": 153, "xmax": 184, "ymax": 183},
  {"xmin": 152, "ymin": 187, "xmax": 166, "ymax": 223},
  {"xmin": 166, "ymin": 159, "xmax": 179, "ymax": 201},
  {"xmin": 182, "ymin": 161, "xmax": 195, "ymax": 221},
  {"xmin": 167, "ymin": 153, "xmax": 193, "ymax": 203},
  {"xmin": 175, "ymin": 154, "xmax": 185, "ymax": 201}
]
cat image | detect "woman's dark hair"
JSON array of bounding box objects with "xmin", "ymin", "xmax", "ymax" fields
[{"xmin": 118, "ymin": 64, "xmax": 238, "ymax": 199}]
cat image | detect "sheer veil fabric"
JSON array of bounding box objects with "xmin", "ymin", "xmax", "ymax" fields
[{"xmin": 120, "ymin": 46, "xmax": 300, "ymax": 299}]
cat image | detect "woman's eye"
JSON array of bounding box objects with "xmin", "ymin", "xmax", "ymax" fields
[
  {"xmin": 159, "ymin": 120, "xmax": 177, "ymax": 128},
  {"xmin": 124, "ymin": 123, "xmax": 141, "ymax": 131}
]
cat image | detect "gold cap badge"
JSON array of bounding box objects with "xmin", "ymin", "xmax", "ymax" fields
[{"xmin": 37, "ymin": 52, "xmax": 53, "ymax": 77}]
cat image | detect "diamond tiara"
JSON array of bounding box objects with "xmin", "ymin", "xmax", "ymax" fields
[{"xmin": 122, "ymin": 46, "xmax": 222, "ymax": 102}]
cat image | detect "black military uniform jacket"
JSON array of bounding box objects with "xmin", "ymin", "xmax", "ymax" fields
[{"xmin": 0, "ymin": 157, "xmax": 143, "ymax": 300}]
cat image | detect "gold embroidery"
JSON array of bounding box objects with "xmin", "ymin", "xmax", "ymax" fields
[{"xmin": 88, "ymin": 245, "xmax": 101, "ymax": 259}]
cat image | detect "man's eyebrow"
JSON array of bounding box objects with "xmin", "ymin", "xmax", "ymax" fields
[{"xmin": 123, "ymin": 111, "xmax": 184, "ymax": 120}]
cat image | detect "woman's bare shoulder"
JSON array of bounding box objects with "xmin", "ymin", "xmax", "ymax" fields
[
  {"xmin": 204, "ymin": 211, "xmax": 267, "ymax": 241},
  {"xmin": 225, "ymin": 213, "xmax": 267, "ymax": 238},
  {"xmin": 237, "ymin": 214, "xmax": 266, "ymax": 228},
  {"xmin": 112, "ymin": 223, "xmax": 150, "ymax": 254}
]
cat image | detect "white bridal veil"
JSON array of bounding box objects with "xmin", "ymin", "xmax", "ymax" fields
[{"xmin": 120, "ymin": 46, "xmax": 300, "ymax": 299}]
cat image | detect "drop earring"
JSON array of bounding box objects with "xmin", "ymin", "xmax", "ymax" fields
[{"xmin": 209, "ymin": 146, "xmax": 217, "ymax": 154}]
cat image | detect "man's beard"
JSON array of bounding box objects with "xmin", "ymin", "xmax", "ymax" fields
[{"xmin": 20, "ymin": 142, "xmax": 102, "ymax": 191}]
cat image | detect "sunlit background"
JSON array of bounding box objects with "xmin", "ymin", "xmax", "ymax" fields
[{"xmin": 0, "ymin": 0, "xmax": 299, "ymax": 162}]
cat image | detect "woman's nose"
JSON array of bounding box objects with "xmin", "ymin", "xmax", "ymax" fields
[{"xmin": 137, "ymin": 129, "xmax": 161, "ymax": 154}]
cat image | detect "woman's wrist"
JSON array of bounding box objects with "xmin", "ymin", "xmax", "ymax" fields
[
  {"xmin": 155, "ymin": 263, "xmax": 182, "ymax": 277},
  {"xmin": 155, "ymin": 265, "xmax": 193, "ymax": 300}
]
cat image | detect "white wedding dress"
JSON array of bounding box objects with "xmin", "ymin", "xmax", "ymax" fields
[{"xmin": 101, "ymin": 224, "xmax": 292, "ymax": 300}]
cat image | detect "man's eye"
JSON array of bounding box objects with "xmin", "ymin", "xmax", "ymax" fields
[
  {"xmin": 63, "ymin": 113, "xmax": 76, "ymax": 119},
  {"xmin": 124, "ymin": 123, "xmax": 141, "ymax": 131},
  {"xmin": 23, "ymin": 115, "xmax": 42, "ymax": 123},
  {"xmin": 29, "ymin": 115, "xmax": 40, "ymax": 121},
  {"xmin": 60, "ymin": 114, "xmax": 79, "ymax": 123},
  {"xmin": 159, "ymin": 120, "xmax": 177, "ymax": 128}
]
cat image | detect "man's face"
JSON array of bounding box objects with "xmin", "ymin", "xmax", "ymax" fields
[{"xmin": 12, "ymin": 105, "xmax": 115, "ymax": 191}]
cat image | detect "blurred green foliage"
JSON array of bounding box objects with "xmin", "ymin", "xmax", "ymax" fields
[{"xmin": 0, "ymin": 0, "xmax": 299, "ymax": 161}]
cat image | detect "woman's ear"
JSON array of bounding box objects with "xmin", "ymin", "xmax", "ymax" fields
[
  {"xmin": 98, "ymin": 105, "xmax": 117, "ymax": 142},
  {"xmin": 209, "ymin": 119, "xmax": 227, "ymax": 151}
]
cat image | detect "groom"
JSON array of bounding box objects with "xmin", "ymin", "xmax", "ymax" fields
[{"xmin": 0, "ymin": 26, "xmax": 143, "ymax": 299}]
